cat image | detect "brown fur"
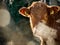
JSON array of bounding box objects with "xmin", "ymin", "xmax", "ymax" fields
[{"xmin": 19, "ymin": 1, "xmax": 60, "ymax": 45}]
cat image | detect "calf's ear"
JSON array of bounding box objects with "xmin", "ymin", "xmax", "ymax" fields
[
  {"xmin": 51, "ymin": 6, "xmax": 59, "ymax": 14},
  {"xmin": 19, "ymin": 7, "xmax": 30, "ymax": 17},
  {"xmin": 48, "ymin": 6, "xmax": 59, "ymax": 15}
]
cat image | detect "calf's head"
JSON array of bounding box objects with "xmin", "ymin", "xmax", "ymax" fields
[{"xmin": 19, "ymin": 1, "xmax": 59, "ymax": 28}]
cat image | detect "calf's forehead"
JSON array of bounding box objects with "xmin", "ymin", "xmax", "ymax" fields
[
  {"xmin": 27, "ymin": 1, "xmax": 47, "ymax": 9},
  {"xmin": 27, "ymin": 2, "xmax": 47, "ymax": 17}
]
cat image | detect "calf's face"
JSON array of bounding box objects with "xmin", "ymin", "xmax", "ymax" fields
[
  {"xmin": 19, "ymin": 1, "xmax": 59, "ymax": 28},
  {"xmin": 19, "ymin": 2, "xmax": 48, "ymax": 20}
]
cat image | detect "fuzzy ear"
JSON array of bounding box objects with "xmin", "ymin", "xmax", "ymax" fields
[
  {"xmin": 19, "ymin": 7, "xmax": 30, "ymax": 17},
  {"xmin": 51, "ymin": 6, "xmax": 58, "ymax": 14},
  {"xmin": 47, "ymin": 6, "xmax": 59, "ymax": 15}
]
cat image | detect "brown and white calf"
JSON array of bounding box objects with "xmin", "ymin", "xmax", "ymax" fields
[{"xmin": 19, "ymin": 1, "xmax": 60, "ymax": 45}]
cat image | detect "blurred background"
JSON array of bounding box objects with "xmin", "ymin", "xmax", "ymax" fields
[
  {"xmin": 5, "ymin": 0, "xmax": 60, "ymax": 23},
  {"xmin": 6, "ymin": 0, "xmax": 60, "ymax": 45},
  {"xmin": 0, "ymin": 0, "xmax": 60, "ymax": 45}
]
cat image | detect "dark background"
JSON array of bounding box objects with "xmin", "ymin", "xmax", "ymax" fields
[
  {"xmin": 0, "ymin": 0, "xmax": 60, "ymax": 45},
  {"xmin": 5, "ymin": 0, "xmax": 60, "ymax": 23}
]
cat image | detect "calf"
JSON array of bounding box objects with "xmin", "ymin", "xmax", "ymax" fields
[{"xmin": 19, "ymin": 1, "xmax": 60, "ymax": 45}]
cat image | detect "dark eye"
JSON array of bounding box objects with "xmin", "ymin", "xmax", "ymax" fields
[
  {"xmin": 26, "ymin": 9, "xmax": 30, "ymax": 14},
  {"xmin": 28, "ymin": 7, "xmax": 33, "ymax": 14}
]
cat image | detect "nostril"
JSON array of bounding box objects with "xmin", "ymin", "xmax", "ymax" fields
[{"xmin": 0, "ymin": 37, "xmax": 7, "ymax": 45}]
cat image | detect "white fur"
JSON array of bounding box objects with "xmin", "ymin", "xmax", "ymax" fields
[
  {"xmin": 0, "ymin": 9, "xmax": 10, "ymax": 27},
  {"xmin": 27, "ymin": 41, "xmax": 36, "ymax": 45},
  {"xmin": 7, "ymin": 40, "xmax": 14, "ymax": 45},
  {"xmin": 33, "ymin": 22, "xmax": 57, "ymax": 45},
  {"xmin": 56, "ymin": 19, "xmax": 60, "ymax": 23}
]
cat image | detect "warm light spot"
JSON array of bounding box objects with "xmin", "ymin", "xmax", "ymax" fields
[{"xmin": 50, "ymin": 10, "xmax": 54, "ymax": 15}]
